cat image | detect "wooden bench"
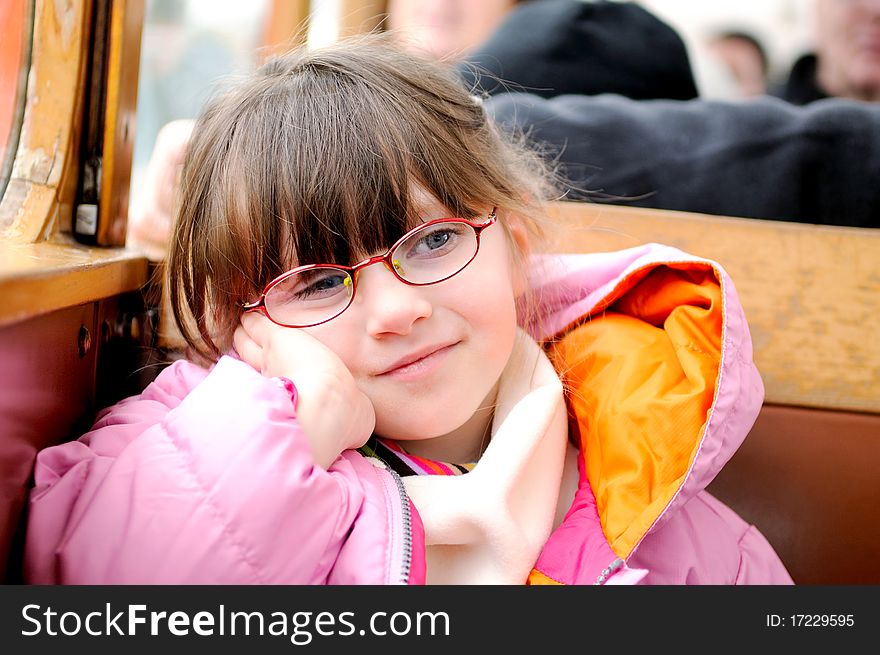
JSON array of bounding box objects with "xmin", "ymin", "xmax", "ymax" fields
[{"xmin": 546, "ymin": 201, "xmax": 880, "ymax": 584}]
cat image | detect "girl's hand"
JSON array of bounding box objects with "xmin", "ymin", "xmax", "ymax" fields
[{"xmin": 234, "ymin": 313, "xmax": 376, "ymax": 468}]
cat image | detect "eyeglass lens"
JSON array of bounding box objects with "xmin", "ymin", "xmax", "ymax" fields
[{"xmin": 264, "ymin": 221, "xmax": 479, "ymax": 326}]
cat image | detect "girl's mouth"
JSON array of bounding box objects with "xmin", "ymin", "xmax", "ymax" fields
[{"xmin": 376, "ymin": 342, "xmax": 459, "ymax": 379}]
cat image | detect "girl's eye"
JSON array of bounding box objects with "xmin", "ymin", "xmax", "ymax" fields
[
  {"xmin": 406, "ymin": 224, "xmax": 466, "ymax": 258},
  {"xmin": 288, "ymin": 270, "xmax": 350, "ymax": 301}
]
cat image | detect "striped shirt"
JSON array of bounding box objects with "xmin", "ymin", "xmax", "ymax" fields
[{"xmin": 359, "ymin": 436, "xmax": 475, "ymax": 478}]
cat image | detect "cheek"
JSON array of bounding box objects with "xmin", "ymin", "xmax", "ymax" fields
[
  {"xmin": 447, "ymin": 250, "xmax": 521, "ymax": 369},
  {"xmin": 466, "ymin": 235, "xmax": 523, "ymax": 333},
  {"xmin": 468, "ymin": 302, "xmax": 519, "ymax": 402},
  {"xmin": 456, "ymin": 279, "xmax": 518, "ymax": 348},
  {"xmin": 300, "ymin": 323, "xmax": 361, "ymax": 373}
]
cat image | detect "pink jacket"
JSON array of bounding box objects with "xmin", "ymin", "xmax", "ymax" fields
[{"xmin": 23, "ymin": 244, "xmax": 792, "ymax": 584}]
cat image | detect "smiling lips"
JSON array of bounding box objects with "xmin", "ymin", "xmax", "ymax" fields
[{"xmin": 375, "ymin": 341, "xmax": 460, "ymax": 378}]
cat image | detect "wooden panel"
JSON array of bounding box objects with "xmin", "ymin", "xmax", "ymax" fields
[
  {"xmin": 95, "ymin": 0, "xmax": 144, "ymax": 246},
  {"xmin": 545, "ymin": 201, "xmax": 880, "ymax": 413},
  {"xmin": 0, "ymin": 290, "xmax": 161, "ymax": 583},
  {"xmin": 0, "ymin": 239, "xmax": 148, "ymax": 327},
  {"xmin": 0, "ymin": 0, "xmax": 91, "ymax": 242},
  {"xmin": 0, "ymin": 302, "xmax": 100, "ymax": 582}
]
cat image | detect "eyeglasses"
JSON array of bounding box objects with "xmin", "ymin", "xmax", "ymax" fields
[{"xmin": 241, "ymin": 208, "xmax": 497, "ymax": 328}]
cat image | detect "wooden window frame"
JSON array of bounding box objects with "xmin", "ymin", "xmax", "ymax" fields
[{"xmin": 0, "ymin": 0, "xmax": 147, "ymax": 329}]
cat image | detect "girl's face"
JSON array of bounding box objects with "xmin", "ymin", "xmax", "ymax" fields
[{"xmin": 301, "ymin": 191, "xmax": 526, "ymax": 447}]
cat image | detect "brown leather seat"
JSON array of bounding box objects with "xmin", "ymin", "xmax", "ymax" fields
[{"xmin": 708, "ymin": 404, "xmax": 880, "ymax": 584}]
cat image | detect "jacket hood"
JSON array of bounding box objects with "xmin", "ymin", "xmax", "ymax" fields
[
  {"xmin": 457, "ymin": 0, "xmax": 698, "ymax": 100},
  {"xmin": 524, "ymin": 244, "xmax": 763, "ymax": 562}
]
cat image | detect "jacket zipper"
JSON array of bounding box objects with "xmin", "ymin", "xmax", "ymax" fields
[
  {"xmin": 368, "ymin": 458, "xmax": 413, "ymax": 584},
  {"xmin": 387, "ymin": 466, "xmax": 413, "ymax": 584},
  {"xmin": 593, "ymin": 558, "xmax": 624, "ymax": 585}
]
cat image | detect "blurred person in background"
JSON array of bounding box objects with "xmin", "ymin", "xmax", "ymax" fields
[
  {"xmin": 457, "ymin": 0, "xmax": 697, "ymax": 100},
  {"xmin": 129, "ymin": 0, "xmax": 263, "ymax": 258},
  {"xmin": 442, "ymin": 0, "xmax": 880, "ymax": 228},
  {"xmin": 487, "ymin": 90, "xmax": 880, "ymax": 228},
  {"xmin": 386, "ymin": 0, "xmax": 696, "ymax": 100},
  {"xmin": 774, "ymin": 0, "xmax": 880, "ymax": 104},
  {"xmin": 460, "ymin": 1, "xmax": 880, "ymax": 228},
  {"xmin": 385, "ymin": 0, "xmax": 518, "ymax": 60},
  {"xmin": 706, "ymin": 30, "xmax": 769, "ymax": 98}
]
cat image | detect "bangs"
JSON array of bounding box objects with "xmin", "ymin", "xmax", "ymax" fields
[{"xmin": 277, "ymin": 77, "xmax": 416, "ymax": 268}]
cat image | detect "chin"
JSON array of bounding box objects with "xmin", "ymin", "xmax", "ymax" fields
[{"xmin": 373, "ymin": 401, "xmax": 477, "ymax": 442}]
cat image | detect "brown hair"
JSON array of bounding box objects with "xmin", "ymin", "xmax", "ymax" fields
[{"xmin": 168, "ymin": 33, "xmax": 559, "ymax": 363}]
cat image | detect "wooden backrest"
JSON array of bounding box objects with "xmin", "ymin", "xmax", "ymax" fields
[{"xmin": 545, "ymin": 201, "xmax": 880, "ymax": 583}]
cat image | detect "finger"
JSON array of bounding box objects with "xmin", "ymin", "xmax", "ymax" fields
[
  {"xmin": 239, "ymin": 311, "xmax": 272, "ymax": 345},
  {"xmin": 232, "ymin": 324, "xmax": 264, "ymax": 372}
]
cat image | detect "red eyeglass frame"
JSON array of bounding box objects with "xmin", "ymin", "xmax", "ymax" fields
[{"xmin": 241, "ymin": 207, "xmax": 498, "ymax": 328}]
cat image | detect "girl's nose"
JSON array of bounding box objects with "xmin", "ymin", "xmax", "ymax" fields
[{"xmin": 355, "ymin": 264, "xmax": 433, "ymax": 337}]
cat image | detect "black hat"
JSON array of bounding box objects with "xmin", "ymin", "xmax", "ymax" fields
[{"xmin": 458, "ymin": 0, "xmax": 698, "ymax": 100}]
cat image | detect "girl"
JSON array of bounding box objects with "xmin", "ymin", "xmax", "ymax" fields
[{"xmin": 24, "ymin": 36, "xmax": 792, "ymax": 585}]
